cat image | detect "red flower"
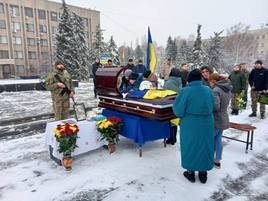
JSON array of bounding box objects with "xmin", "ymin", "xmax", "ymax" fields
[
  {"xmin": 56, "ymin": 124, "xmax": 62, "ymax": 130},
  {"xmin": 108, "ymin": 116, "xmax": 122, "ymax": 123},
  {"xmin": 60, "ymin": 130, "xmax": 65, "ymax": 136}
]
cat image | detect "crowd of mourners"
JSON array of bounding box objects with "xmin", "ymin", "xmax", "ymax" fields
[{"xmin": 91, "ymin": 58, "xmax": 268, "ymax": 184}]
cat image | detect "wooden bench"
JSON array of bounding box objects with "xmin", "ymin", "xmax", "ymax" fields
[{"xmin": 223, "ymin": 122, "xmax": 256, "ymax": 153}]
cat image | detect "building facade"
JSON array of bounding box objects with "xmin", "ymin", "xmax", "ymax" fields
[
  {"xmin": 0, "ymin": 0, "xmax": 100, "ymax": 78},
  {"xmin": 250, "ymin": 27, "xmax": 268, "ymax": 64}
]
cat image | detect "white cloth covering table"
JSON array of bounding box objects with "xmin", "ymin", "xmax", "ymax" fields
[{"xmin": 45, "ymin": 118, "xmax": 105, "ymax": 165}]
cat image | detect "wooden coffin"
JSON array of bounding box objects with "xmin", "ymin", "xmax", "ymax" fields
[{"xmin": 95, "ymin": 67, "xmax": 176, "ymax": 121}]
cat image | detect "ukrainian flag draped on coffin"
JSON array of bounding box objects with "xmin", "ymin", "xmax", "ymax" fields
[{"xmin": 146, "ymin": 27, "xmax": 156, "ymax": 73}]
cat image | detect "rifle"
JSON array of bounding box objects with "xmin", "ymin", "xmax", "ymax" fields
[{"xmin": 54, "ymin": 74, "xmax": 74, "ymax": 102}]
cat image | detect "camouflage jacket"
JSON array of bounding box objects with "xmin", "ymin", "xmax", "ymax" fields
[{"xmin": 45, "ymin": 68, "xmax": 74, "ymax": 99}]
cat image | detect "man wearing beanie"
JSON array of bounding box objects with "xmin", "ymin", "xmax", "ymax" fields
[
  {"xmin": 248, "ymin": 60, "xmax": 268, "ymax": 119},
  {"xmin": 124, "ymin": 58, "xmax": 135, "ymax": 72},
  {"xmin": 45, "ymin": 60, "xmax": 75, "ymax": 120},
  {"xmin": 173, "ymin": 68, "xmax": 214, "ymax": 184},
  {"xmin": 120, "ymin": 72, "xmax": 143, "ymax": 93},
  {"xmin": 200, "ymin": 66, "xmax": 213, "ymax": 86}
]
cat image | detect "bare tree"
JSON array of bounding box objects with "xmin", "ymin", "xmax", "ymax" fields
[{"xmin": 223, "ymin": 23, "xmax": 257, "ymax": 71}]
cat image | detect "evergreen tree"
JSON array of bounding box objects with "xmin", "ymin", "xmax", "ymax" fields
[
  {"xmin": 165, "ymin": 36, "xmax": 177, "ymax": 63},
  {"xmin": 177, "ymin": 40, "xmax": 193, "ymax": 65},
  {"xmin": 134, "ymin": 44, "xmax": 144, "ymax": 61},
  {"xmin": 192, "ymin": 24, "xmax": 208, "ymax": 68},
  {"xmin": 92, "ymin": 25, "xmax": 106, "ymax": 58},
  {"xmin": 107, "ymin": 36, "xmax": 120, "ymax": 65},
  {"xmin": 55, "ymin": 0, "xmax": 79, "ymax": 78},
  {"xmin": 55, "ymin": 0, "xmax": 89, "ymax": 80},
  {"xmin": 207, "ymin": 31, "xmax": 224, "ymax": 71},
  {"xmin": 72, "ymin": 12, "xmax": 89, "ymax": 80},
  {"xmin": 125, "ymin": 46, "xmax": 134, "ymax": 61}
]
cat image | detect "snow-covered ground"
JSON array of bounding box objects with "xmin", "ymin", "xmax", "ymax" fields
[
  {"xmin": 0, "ymin": 82, "xmax": 98, "ymax": 121},
  {"xmin": 0, "ymin": 85, "xmax": 268, "ymax": 201}
]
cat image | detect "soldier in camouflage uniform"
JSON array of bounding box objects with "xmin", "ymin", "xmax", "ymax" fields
[
  {"xmin": 248, "ymin": 60, "xmax": 268, "ymax": 119},
  {"xmin": 45, "ymin": 61, "xmax": 75, "ymax": 120}
]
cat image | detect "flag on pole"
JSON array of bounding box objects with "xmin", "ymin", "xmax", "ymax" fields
[{"xmin": 146, "ymin": 27, "xmax": 156, "ymax": 73}]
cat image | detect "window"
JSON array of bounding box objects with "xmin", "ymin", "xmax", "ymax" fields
[
  {"xmin": 39, "ymin": 24, "xmax": 47, "ymax": 33},
  {"xmin": 83, "ymin": 18, "xmax": 88, "ymax": 26},
  {"xmin": 28, "ymin": 51, "xmax": 36, "ymax": 59},
  {"xmin": 0, "ymin": 3, "xmax": 4, "ymax": 13},
  {"xmin": 256, "ymin": 36, "xmax": 260, "ymax": 40},
  {"xmin": 41, "ymin": 52, "xmax": 49, "ymax": 59},
  {"xmin": 14, "ymin": 51, "xmax": 23, "ymax": 59},
  {"xmin": 40, "ymin": 39, "xmax": 48, "ymax": 46},
  {"xmin": 52, "ymin": 26, "xmax": 57, "ymax": 34},
  {"xmin": 13, "ymin": 36, "xmax": 22, "ymax": 45},
  {"xmin": 262, "ymin": 34, "xmax": 265, "ymax": 39},
  {"xmin": 51, "ymin": 12, "xmax": 57, "ymax": 21},
  {"xmin": 0, "ymin": 50, "xmax": 9, "ymax": 59},
  {"xmin": 261, "ymin": 43, "xmax": 264, "ymax": 47},
  {"xmin": 0, "ymin": 36, "xmax": 7, "ymax": 44},
  {"xmin": 38, "ymin": 9, "xmax": 46, "ymax": 19},
  {"xmin": 11, "ymin": 22, "xmax": 21, "ymax": 32},
  {"xmin": 16, "ymin": 65, "xmax": 25, "ymax": 74},
  {"xmin": 10, "ymin": 5, "xmax": 20, "ymax": 17},
  {"xmin": 27, "ymin": 38, "xmax": 35, "ymax": 46},
  {"xmin": 25, "ymin": 7, "xmax": 33, "ymax": 18},
  {"xmin": 0, "ymin": 20, "xmax": 6, "ymax": 29},
  {"xmin": 26, "ymin": 23, "xmax": 34, "ymax": 32}
]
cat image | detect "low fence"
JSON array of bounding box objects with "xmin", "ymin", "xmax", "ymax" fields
[{"xmin": 0, "ymin": 80, "xmax": 79, "ymax": 93}]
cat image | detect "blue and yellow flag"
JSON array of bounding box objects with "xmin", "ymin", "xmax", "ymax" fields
[{"xmin": 146, "ymin": 27, "xmax": 156, "ymax": 73}]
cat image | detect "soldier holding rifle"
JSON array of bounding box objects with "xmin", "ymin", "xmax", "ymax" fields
[{"xmin": 46, "ymin": 61, "xmax": 75, "ymax": 120}]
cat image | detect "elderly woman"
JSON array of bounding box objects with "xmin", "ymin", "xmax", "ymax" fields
[
  {"xmin": 209, "ymin": 73, "xmax": 231, "ymax": 168},
  {"xmin": 172, "ymin": 69, "xmax": 214, "ymax": 184}
]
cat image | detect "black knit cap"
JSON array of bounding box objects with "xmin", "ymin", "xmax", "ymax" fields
[
  {"xmin": 169, "ymin": 68, "xmax": 181, "ymax": 77},
  {"xmin": 143, "ymin": 70, "xmax": 151, "ymax": 78},
  {"xmin": 187, "ymin": 69, "xmax": 202, "ymax": 83},
  {"xmin": 255, "ymin": 60, "xmax": 263, "ymax": 65},
  {"xmin": 129, "ymin": 72, "xmax": 139, "ymax": 80}
]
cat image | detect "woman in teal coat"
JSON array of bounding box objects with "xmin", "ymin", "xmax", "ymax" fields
[{"xmin": 172, "ymin": 69, "xmax": 214, "ymax": 184}]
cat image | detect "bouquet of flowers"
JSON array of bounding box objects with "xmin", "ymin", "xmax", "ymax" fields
[
  {"xmin": 53, "ymin": 123, "xmax": 79, "ymax": 156},
  {"xmin": 236, "ymin": 90, "xmax": 246, "ymax": 109},
  {"xmin": 96, "ymin": 116, "xmax": 122, "ymax": 144}
]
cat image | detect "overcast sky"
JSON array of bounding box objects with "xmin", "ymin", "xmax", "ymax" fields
[{"xmin": 53, "ymin": 0, "xmax": 268, "ymax": 46}]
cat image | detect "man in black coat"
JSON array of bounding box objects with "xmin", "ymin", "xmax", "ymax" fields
[
  {"xmin": 248, "ymin": 60, "xmax": 268, "ymax": 119},
  {"xmin": 124, "ymin": 59, "xmax": 135, "ymax": 72},
  {"xmin": 92, "ymin": 57, "xmax": 102, "ymax": 98},
  {"xmin": 134, "ymin": 59, "xmax": 146, "ymax": 74}
]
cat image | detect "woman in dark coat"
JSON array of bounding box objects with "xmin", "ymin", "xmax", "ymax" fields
[
  {"xmin": 172, "ymin": 69, "xmax": 214, "ymax": 184},
  {"xmin": 209, "ymin": 73, "xmax": 231, "ymax": 168}
]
